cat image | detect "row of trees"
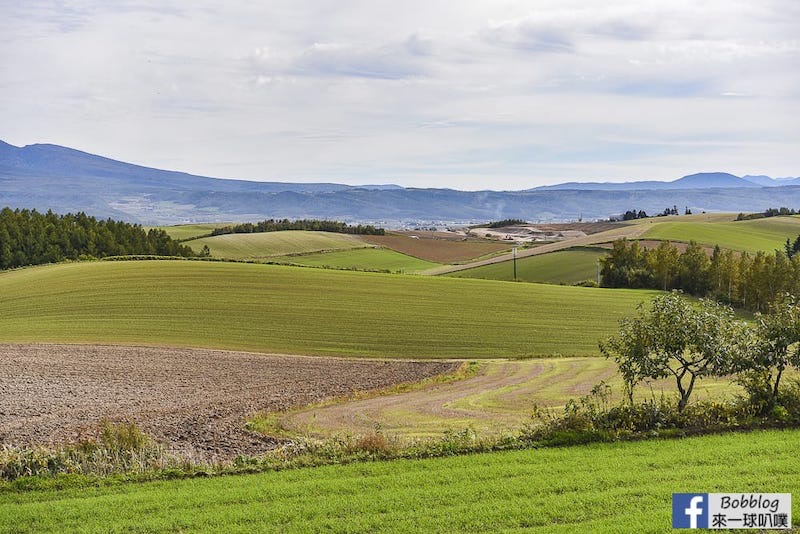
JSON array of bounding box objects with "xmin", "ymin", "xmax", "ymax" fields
[
  {"xmin": 486, "ymin": 219, "xmax": 527, "ymax": 228},
  {"xmin": 601, "ymin": 292, "xmax": 800, "ymax": 412},
  {"xmin": 0, "ymin": 208, "xmax": 194, "ymax": 269},
  {"xmin": 612, "ymin": 206, "xmax": 693, "ymax": 221},
  {"xmin": 620, "ymin": 210, "xmax": 648, "ymax": 221},
  {"xmin": 737, "ymin": 207, "xmax": 797, "ymax": 221},
  {"xmin": 209, "ymin": 219, "xmax": 385, "ymax": 237},
  {"xmin": 600, "ymin": 239, "xmax": 800, "ymax": 312}
]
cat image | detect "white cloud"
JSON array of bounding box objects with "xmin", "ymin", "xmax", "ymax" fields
[
  {"xmin": 248, "ymin": 40, "xmax": 428, "ymax": 80},
  {"xmin": 0, "ymin": 0, "xmax": 798, "ymax": 189}
]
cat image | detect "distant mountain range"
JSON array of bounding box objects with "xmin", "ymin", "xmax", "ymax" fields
[
  {"xmin": 532, "ymin": 172, "xmax": 800, "ymax": 191},
  {"xmin": 1, "ymin": 140, "xmax": 799, "ymax": 225}
]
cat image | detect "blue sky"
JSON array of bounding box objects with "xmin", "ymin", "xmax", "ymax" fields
[{"xmin": 1, "ymin": 0, "xmax": 798, "ymax": 189}]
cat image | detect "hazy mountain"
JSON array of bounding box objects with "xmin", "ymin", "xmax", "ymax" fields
[
  {"xmin": 743, "ymin": 175, "xmax": 800, "ymax": 187},
  {"xmin": 670, "ymin": 172, "xmax": 758, "ymax": 188},
  {"xmin": 0, "ymin": 141, "xmax": 399, "ymax": 195},
  {"xmin": 2, "ymin": 140, "xmax": 800, "ymax": 224},
  {"xmin": 534, "ymin": 172, "xmax": 760, "ymax": 191},
  {"xmin": 529, "ymin": 180, "xmax": 668, "ymax": 191}
]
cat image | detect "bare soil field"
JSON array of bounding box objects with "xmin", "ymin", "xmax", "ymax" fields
[
  {"xmin": 0, "ymin": 344, "xmax": 458, "ymax": 460},
  {"xmin": 361, "ymin": 234, "xmax": 510, "ymax": 263},
  {"xmin": 533, "ymin": 221, "xmax": 623, "ymax": 234},
  {"xmin": 392, "ymin": 230, "xmax": 473, "ymax": 241}
]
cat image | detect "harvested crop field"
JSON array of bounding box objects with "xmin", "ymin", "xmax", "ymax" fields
[
  {"xmin": 278, "ymin": 358, "xmax": 744, "ymax": 440},
  {"xmin": 0, "ymin": 344, "xmax": 458, "ymax": 460},
  {"xmin": 185, "ymin": 230, "xmax": 368, "ymax": 259},
  {"xmin": 361, "ymin": 234, "xmax": 510, "ymax": 263}
]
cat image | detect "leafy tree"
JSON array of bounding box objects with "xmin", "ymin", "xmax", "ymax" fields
[
  {"xmin": 709, "ymin": 247, "xmax": 738, "ymax": 303},
  {"xmin": 676, "ymin": 241, "xmax": 710, "ymax": 295},
  {"xmin": 621, "ymin": 210, "xmax": 648, "ymax": 221},
  {"xmin": 599, "ymin": 239, "xmax": 651, "ymax": 288},
  {"xmin": 745, "ymin": 252, "xmax": 770, "ymax": 312},
  {"xmin": 735, "ymin": 296, "xmax": 800, "ymax": 409},
  {"xmin": 650, "ymin": 240, "xmax": 679, "ymax": 291},
  {"xmin": 600, "ymin": 292, "xmax": 745, "ymax": 411},
  {"xmin": 785, "ymin": 235, "xmax": 800, "ymax": 259}
]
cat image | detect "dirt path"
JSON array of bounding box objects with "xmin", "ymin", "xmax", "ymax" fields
[
  {"xmin": 424, "ymin": 223, "xmax": 649, "ymax": 275},
  {"xmin": 0, "ymin": 344, "xmax": 458, "ymax": 460}
]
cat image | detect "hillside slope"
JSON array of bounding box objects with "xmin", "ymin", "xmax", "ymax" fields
[
  {"xmin": 184, "ymin": 231, "xmax": 369, "ymax": 258},
  {"xmin": 0, "ymin": 260, "xmax": 656, "ymax": 358}
]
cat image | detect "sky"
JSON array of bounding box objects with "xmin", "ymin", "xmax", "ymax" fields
[{"xmin": 1, "ymin": 1, "xmax": 798, "ymax": 190}]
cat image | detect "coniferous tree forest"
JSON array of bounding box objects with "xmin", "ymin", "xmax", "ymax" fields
[{"xmin": 0, "ymin": 207, "xmax": 194, "ymax": 269}]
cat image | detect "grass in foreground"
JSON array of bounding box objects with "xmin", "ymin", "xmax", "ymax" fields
[
  {"xmin": 641, "ymin": 215, "xmax": 800, "ymax": 253},
  {"xmin": 447, "ymin": 247, "xmax": 605, "ymax": 285},
  {"xmin": 286, "ymin": 247, "xmax": 440, "ymax": 272},
  {"xmin": 0, "ymin": 260, "xmax": 657, "ymax": 358},
  {"xmin": 2, "ymin": 429, "xmax": 797, "ymax": 532},
  {"xmin": 184, "ymin": 230, "xmax": 369, "ymax": 258}
]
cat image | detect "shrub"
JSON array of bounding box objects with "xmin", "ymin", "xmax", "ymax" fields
[
  {"xmin": 0, "ymin": 420, "xmax": 180, "ymax": 480},
  {"xmin": 518, "ymin": 380, "xmax": 775, "ymax": 446}
]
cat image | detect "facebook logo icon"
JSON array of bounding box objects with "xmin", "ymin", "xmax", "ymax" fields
[{"xmin": 673, "ymin": 493, "xmax": 708, "ymax": 528}]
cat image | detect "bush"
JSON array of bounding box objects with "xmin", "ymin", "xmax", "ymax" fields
[
  {"xmin": 736, "ymin": 370, "xmax": 775, "ymax": 416},
  {"xmin": 775, "ymin": 379, "xmax": 800, "ymax": 424},
  {"xmin": 0, "ymin": 420, "xmax": 180, "ymax": 480},
  {"xmin": 518, "ymin": 380, "xmax": 784, "ymax": 446}
]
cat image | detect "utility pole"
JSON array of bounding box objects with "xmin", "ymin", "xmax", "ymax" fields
[
  {"xmin": 596, "ymin": 260, "xmax": 600, "ymax": 286},
  {"xmin": 513, "ymin": 247, "xmax": 517, "ymax": 281}
]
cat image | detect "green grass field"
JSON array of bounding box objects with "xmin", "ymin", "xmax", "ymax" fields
[
  {"xmin": 641, "ymin": 216, "xmax": 800, "ymax": 253},
  {"xmin": 0, "ymin": 260, "xmax": 657, "ymax": 358},
  {"xmin": 184, "ymin": 230, "xmax": 369, "ymax": 258},
  {"xmin": 3, "ymin": 429, "xmax": 797, "ymax": 532},
  {"xmin": 447, "ymin": 247, "xmax": 605, "ymax": 285},
  {"xmin": 153, "ymin": 223, "xmax": 231, "ymax": 241},
  {"xmin": 287, "ymin": 247, "xmax": 440, "ymax": 272}
]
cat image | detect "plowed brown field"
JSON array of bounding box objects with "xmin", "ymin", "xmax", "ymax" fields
[
  {"xmin": 361, "ymin": 234, "xmax": 510, "ymax": 263},
  {"xmin": 0, "ymin": 344, "xmax": 457, "ymax": 460}
]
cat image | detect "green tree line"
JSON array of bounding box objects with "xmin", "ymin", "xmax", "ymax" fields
[
  {"xmin": 209, "ymin": 219, "xmax": 385, "ymax": 237},
  {"xmin": 0, "ymin": 207, "xmax": 194, "ymax": 269},
  {"xmin": 600, "ymin": 239, "xmax": 800, "ymax": 312},
  {"xmin": 736, "ymin": 207, "xmax": 797, "ymax": 221},
  {"xmin": 486, "ymin": 219, "xmax": 527, "ymax": 228}
]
